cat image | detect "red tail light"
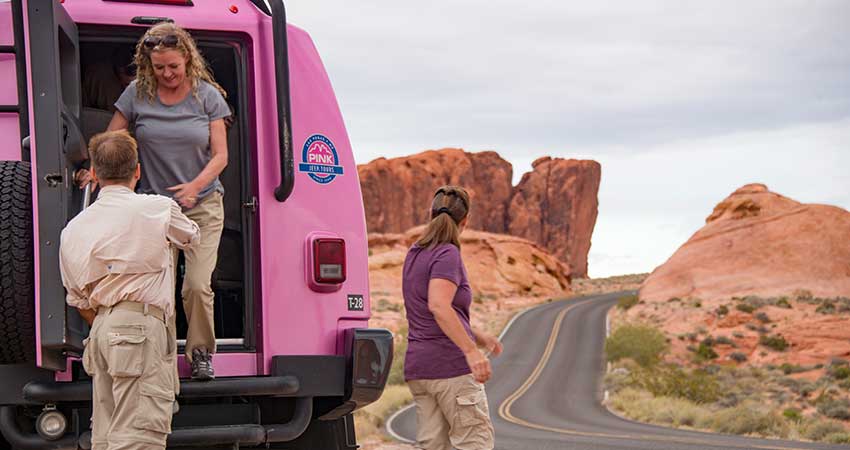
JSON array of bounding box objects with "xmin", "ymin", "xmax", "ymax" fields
[{"xmin": 313, "ymin": 238, "xmax": 346, "ymax": 284}]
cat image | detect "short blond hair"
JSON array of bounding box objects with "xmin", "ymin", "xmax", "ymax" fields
[{"xmin": 88, "ymin": 130, "xmax": 138, "ymax": 182}]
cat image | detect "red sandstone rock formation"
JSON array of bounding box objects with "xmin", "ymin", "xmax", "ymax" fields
[
  {"xmin": 508, "ymin": 157, "xmax": 601, "ymax": 278},
  {"xmin": 358, "ymin": 150, "xmax": 600, "ymax": 278},
  {"xmin": 640, "ymin": 183, "xmax": 850, "ymax": 302},
  {"xmin": 357, "ymin": 149, "xmax": 513, "ymax": 234}
]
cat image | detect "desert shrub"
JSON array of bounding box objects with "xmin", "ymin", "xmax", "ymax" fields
[
  {"xmin": 714, "ymin": 335, "xmax": 735, "ymax": 347},
  {"xmin": 605, "ymin": 324, "xmax": 668, "ymax": 367},
  {"xmin": 783, "ymin": 408, "xmax": 802, "ymax": 422},
  {"xmin": 695, "ymin": 343, "xmax": 718, "ymax": 361},
  {"xmin": 375, "ymin": 298, "xmax": 402, "ymax": 312},
  {"xmin": 817, "ymin": 398, "xmax": 850, "ymax": 420},
  {"xmin": 816, "ymin": 300, "xmax": 837, "ymax": 314},
  {"xmin": 715, "ymin": 305, "xmax": 729, "ymax": 316},
  {"xmin": 617, "ymin": 294, "xmax": 639, "ymax": 310},
  {"xmin": 608, "ymin": 388, "xmax": 711, "ymax": 428},
  {"xmin": 729, "ymin": 352, "xmax": 748, "ymax": 363},
  {"xmin": 736, "ymin": 303, "xmax": 755, "ymax": 314},
  {"xmin": 775, "ymin": 297, "xmax": 792, "ymax": 309},
  {"xmin": 387, "ymin": 325, "xmax": 408, "ymax": 385},
  {"xmin": 708, "ymin": 404, "xmax": 788, "ymax": 437},
  {"xmin": 732, "ymin": 331, "xmax": 744, "ymax": 338},
  {"xmin": 755, "ymin": 312, "xmax": 770, "ymax": 323},
  {"xmin": 825, "ymin": 432, "xmax": 850, "ymax": 444},
  {"xmin": 799, "ymin": 382, "xmax": 817, "ymax": 398},
  {"xmin": 780, "ymin": 363, "xmax": 808, "ymax": 375},
  {"xmin": 793, "ymin": 289, "xmax": 814, "ymax": 302},
  {"xmin": 629, "ymin": 365, "xmax": 721, "ymax": 404},
  {"xmin": 803, "ymin": 420, "xmax": 846, "ymax": 441},
  {"xmin": 830, "ymin": 366, "xmax": 850, "ymax": 380},
  {"xmin": 759, "ymin": 334, "xmax": 788, "ymax": 351},
  {"xmin": 667, "ymin": 297, "xmax": 682, "ymax": 303}
]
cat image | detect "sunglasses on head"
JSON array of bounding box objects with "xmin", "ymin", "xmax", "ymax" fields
[
  {"xmin": 435, "ymin": 188, "xmax": 468, "ymax": 209},
  {"xmin": 142, "ymin": 34, "xmax": 179, "ymax": 52}
]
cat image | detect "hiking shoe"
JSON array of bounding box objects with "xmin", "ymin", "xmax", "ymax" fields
[{"xmin": 191, "ymin": 348, "xmax": 215, "ymax": 381}]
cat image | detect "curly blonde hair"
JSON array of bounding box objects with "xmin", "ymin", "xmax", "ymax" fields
[{"xmin": 133, "ymin": 22, "xmax": 226, "ymax": 102}]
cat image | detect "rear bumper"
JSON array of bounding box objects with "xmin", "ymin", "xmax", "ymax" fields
[{"xmin": 0, "ymin": 328, "xmax": 393, "ymax": 449}]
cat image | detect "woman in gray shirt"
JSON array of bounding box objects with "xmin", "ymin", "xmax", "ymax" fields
[{"xmin": 79, "ymin": 22, "xmax": 230, "ymax": 381}]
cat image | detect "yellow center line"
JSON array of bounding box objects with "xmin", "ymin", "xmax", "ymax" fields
[{"xmin": 496, "ymin": 301, "xmax": 810, "ymax": 450}]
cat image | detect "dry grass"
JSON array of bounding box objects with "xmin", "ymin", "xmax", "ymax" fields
[
  {"xmin": 354, "ymin": 384, "xmax": 413, "ymax": 442},
  {"xmin": 608, "ymin": 382, "xmax": 850, "ymax": 443}
]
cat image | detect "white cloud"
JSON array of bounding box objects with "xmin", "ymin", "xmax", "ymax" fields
[{"xmin": 285, "ymin": 1, "xmax": 850, "ymax": 277}]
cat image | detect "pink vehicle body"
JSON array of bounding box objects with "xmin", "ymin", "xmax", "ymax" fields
[{"xmin": 0, "ymin": 1, "xmax": 390, "ymax": 448}]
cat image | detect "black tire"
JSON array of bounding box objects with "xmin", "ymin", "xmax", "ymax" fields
[{"xmin": 0, "ymin": 161, "xmax": 35, "ymax": 364}]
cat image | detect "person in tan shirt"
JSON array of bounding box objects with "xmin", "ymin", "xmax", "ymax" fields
[{"xmin": 59, "ymin": 130, "xmax": 199, "ymax": 450}]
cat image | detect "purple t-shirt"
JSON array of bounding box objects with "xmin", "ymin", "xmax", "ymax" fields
[{"xmin": 402, "ymin": 243, "xmax": 473, "ymax": 381}]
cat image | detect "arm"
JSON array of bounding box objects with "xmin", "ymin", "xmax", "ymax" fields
[
  {"xmin": 169, "ymin": 118, "xmax": 228, "ymax": 208},
  {"xmin": 106, "ymin": 110, "xmax": 129, "ymax": 131},
  {"xmin": 167, "ymin": 200, "xmax": 200, "ymax": 250},
  {"xmin": 59, "ymin": 244, "xmax": 96, "ymax": 326},
  {"xmin": 77, "ymin": 308, "xmax": 96, "ymax": 326},
  {"xmin": 472, "ymin": 328, "xmax": 503, "ymax": 356},
  {"xmin": 428, "ymin": 278, "xmax": 492, "ymax": 383}
]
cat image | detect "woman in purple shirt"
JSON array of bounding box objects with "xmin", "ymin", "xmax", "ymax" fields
[{"xmin": 403, "ymin": 186, "xmax": 503, "ymax": 450}]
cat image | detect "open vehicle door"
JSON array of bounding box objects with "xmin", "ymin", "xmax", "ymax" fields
[{"xmin": 18, "ymin": 0, "xmax": 87, "ymax": 371}]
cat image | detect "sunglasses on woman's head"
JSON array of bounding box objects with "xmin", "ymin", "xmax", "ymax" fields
[{"xmin": 142, "ymin": 34, "xmax": 179, "ymax": 52}]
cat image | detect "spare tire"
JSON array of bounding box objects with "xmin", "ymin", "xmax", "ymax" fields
[{"xmin": 0, "ymin": 161, "xmax": 35, "ymax": 364}]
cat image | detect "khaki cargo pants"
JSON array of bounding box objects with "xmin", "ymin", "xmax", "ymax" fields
[
  {"xmin": 173, "ymin": 191, "xmax": 224, "ymax": 363},
  {"xmin": 83, "ymin": 303, "xmax": 175, "ymax": 450},
  {"xmin": 408, "ymin": 374, "xmax": 495, "ymax": 450}
]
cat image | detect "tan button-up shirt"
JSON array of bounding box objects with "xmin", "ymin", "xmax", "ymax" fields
[{"xmin": 59, "ymin": 185, "xmax": 200, "ymax": 317}]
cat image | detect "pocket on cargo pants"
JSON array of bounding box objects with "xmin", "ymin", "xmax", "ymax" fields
[
  {"xmin": 449, "ymin": 379, "xmax": 495, "ymax": 450},
  {"xmin": 106, "ymin": 325, "xmax": 147, "ymax": 377},
  {"xmin": 134, "ymin": 381, "xmax": 175, "ymax": 434}
]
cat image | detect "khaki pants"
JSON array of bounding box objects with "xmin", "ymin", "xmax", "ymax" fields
[
  {"xmin": 83, "ymin": 303, "xmax": 175, "ymax": 450},
  {"xmin": 408, "ymin": 374, "xmax": 495, "ymax": 450},
  {"xmin": 176, "ymin": 191, "xmax": 224, "ymax": 362}
]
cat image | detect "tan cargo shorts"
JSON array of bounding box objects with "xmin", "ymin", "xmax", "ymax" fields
[
  {"xmin": 408, "ymin": 374, "xmax": 495, "ymax": 450},
  {"xmin": 83, "ymin": 303, "xmax": 175, "ymax": 450}
]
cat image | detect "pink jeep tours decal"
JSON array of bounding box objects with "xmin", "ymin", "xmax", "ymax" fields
[{"xmin": 298, "ymin": 134, "xmax": 344, "ymax": 184}]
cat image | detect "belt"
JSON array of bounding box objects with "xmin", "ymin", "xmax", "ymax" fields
[{"xmin": 97, "ymin": 301, "xmax": 166, "ymax": 322}]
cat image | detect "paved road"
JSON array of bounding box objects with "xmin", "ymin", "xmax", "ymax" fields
[{"xmin": 388, "ymin": 292, "xmax": 849, "ymax": 450}]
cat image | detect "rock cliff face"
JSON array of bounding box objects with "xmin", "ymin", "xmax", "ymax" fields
[
  {"xmin": 508, "ymin": 157, "xmax": 601, "ymax": 278},
  {"xmin": 619, "ymin": 184, "xmax": 850, "ymax": 369},
  {"xmin": 357, "ymin": 149, "xmax": 513, "ymax": 234},
  {"xmin": 640, "ymin": 183, "xmax": 850, "ymax": 302},
  {"xmin": 358, "ymin": 149, "xmax": 600, "ymax": 278}
]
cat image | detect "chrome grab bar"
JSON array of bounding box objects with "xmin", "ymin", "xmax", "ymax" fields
[{"xmin": 81, "ymin": 182, "xmax": 91, "ymax": 210}]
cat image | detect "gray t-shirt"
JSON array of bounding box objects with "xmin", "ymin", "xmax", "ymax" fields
[{"xmin": 115, "ymin": 80, "xmax": 230, "ymax": 201}]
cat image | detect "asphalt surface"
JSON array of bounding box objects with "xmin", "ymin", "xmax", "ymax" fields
[{"xmin": 388, "ymin": 292, "xmax": 849, "ymax": 450}]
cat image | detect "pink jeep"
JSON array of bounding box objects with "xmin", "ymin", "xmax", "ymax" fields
[{"xmin": 0, "ymin": 0, "xmax": 391, "ymax": 448}]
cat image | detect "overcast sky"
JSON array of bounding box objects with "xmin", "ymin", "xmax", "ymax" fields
[{"xmin": 285, "ymin": 1, "xmax": 850, "ymax": 278}]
